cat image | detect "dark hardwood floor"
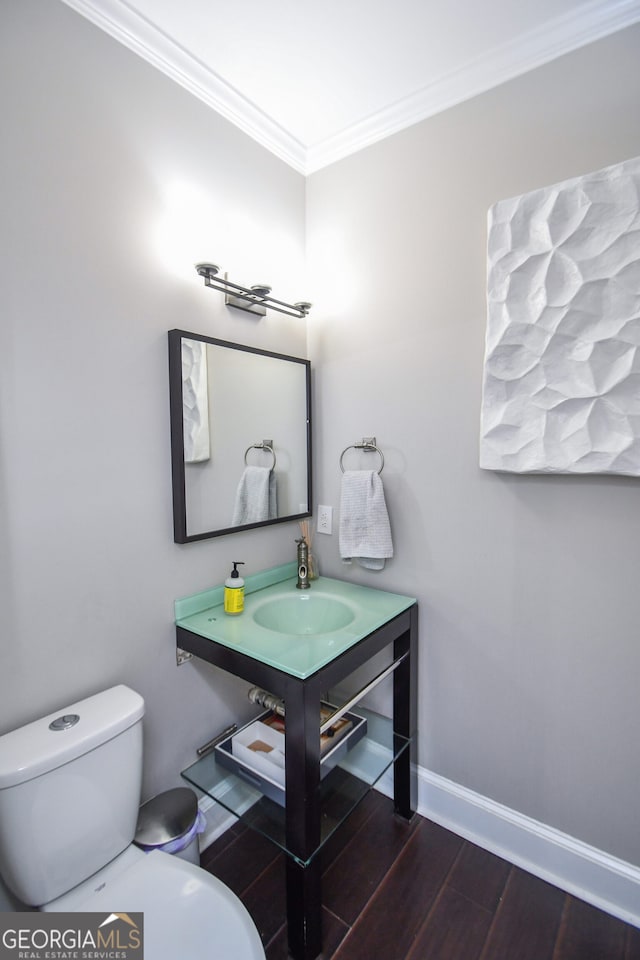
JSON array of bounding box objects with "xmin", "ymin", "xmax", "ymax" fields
[{"xmin": 201, "ymin": 791, "xmax": 640, "ymax": 960}]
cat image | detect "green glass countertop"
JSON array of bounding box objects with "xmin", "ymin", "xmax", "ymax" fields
[{"xmin": 175, "ymin": 563, "xmax": 415, "ymax": 679}]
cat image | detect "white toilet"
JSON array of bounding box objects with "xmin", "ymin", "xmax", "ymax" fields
[{"xmin": 0, "ymin": 685, "xmax": 265, "ymax": 960}]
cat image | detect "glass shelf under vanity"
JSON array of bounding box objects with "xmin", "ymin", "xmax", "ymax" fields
[{"xmin": 182, "ymin": 707, "xmax": 411, "ymax": 867}]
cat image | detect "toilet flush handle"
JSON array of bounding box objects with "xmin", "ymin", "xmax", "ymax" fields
[{"xmin": 49, "ymin": 714, "xmax": 80, "ymax": 731}]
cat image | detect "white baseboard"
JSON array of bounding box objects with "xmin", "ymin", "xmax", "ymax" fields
[{"xmin": 376, "ymin": 765, "xmax": 640, "ymax": 929}]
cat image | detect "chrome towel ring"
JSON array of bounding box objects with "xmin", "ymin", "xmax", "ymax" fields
[
  {"xmin": 339, "ymin": 437, "xmax": 384, "ymax": 474},
  {"xmin": 244, "ymin": 440, "xmax": 276, "ymax": 469}
]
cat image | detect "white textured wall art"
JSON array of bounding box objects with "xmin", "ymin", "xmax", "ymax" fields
[
  {"xmin": 181, "ymin": 338, "xmax": 210, "ymax": 463},
  {"xmin": 480, "ymin": 156, "xmax": 640, "ymax": 475}
]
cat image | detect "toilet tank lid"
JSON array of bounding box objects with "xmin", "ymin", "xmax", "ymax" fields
[{"xmin": 0, "ymin": 685, "xmax": 145, "ymax": 789}]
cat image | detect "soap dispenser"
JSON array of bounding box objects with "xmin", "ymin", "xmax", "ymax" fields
[{"xmin": 224, "ymin": 562, "xmax": 245, "ymax": 615}]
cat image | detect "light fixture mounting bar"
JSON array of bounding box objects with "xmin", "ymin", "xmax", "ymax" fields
[{"xmin": 195, "ymin": 263, "xmax": 311, "ymax": 319}]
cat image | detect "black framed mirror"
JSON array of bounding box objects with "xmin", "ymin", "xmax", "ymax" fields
[{"xmin": 169, "ymin": 330, "xmax": 312, "ymax": 542}]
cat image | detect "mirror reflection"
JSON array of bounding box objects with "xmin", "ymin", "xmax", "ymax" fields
[{"xmin": 169, "ymin": 330, "xmax": 312, "ymax": 542}]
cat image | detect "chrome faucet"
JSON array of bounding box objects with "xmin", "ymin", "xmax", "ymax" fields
[{"xmin": 295, "ymin": 537, "xmax": 310, "ymax": 589}]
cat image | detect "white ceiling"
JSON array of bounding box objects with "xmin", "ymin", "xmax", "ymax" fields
[{"xmin": 64, "ymin": 0, "xmax": 640, "ymax": 173}]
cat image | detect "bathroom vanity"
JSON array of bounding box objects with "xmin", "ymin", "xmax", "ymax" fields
[{"xmin": 176, "ymin": 564, "xmax": 417, "ymax": 960}]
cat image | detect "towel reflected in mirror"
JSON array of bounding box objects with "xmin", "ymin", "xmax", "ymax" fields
[{"xmin": 232, "ymin": 466, "xmax": 278, "ymax": 526}]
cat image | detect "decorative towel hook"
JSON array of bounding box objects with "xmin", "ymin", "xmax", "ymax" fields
[
  {"xmin": 339, "ymin": 437, "xmax": 384, "ymax": 474},
  {"xmin": 244, "ymin": 440, "xmax": 276, "ymax": 470}
]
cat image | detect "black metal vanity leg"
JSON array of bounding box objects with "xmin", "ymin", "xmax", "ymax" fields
[
  {"xmin": 284, "ymin": 679, "xmax": 323, "ymax": 959},
  {"xmin": 393, "ymin": 641, "xmax": 412, "ymax": 820},
  {"xmin": 393, "ymin": 605, "xmax": 418, "ymax": 820},
  {"xmin": 286, "ymin": 857, "xmax": 322, "ymax": 960}
]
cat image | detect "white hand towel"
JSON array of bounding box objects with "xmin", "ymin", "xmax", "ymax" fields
[
  {"xmin": 339, "ymin": 470, "xmax": 393, "ymax": 570},
  {"xmin": 232, "ymin": 466, "xmax": 277, "ymax": 526}
]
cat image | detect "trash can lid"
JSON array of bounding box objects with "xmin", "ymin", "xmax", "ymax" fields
[{"xmin": 134, "ymin": 787, "xmax": 199, "ymax": 847}]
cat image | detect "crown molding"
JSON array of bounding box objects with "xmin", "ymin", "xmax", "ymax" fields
[
  {"xmin": 62, "ymin": 0, "xmax": 640, "ymax": 176},
  {"xmin": 305, "ymin": 0, "xmax": 640, "ymax": 172},
  {"xmin": 60, "ymin": 0, "xmax": 307, "ymax": 173}
]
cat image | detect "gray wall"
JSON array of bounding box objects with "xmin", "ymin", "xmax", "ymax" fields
[
  {"xmin": 0, "ymin": 0, "xmax": 307, "ymax": 798},
  {"xmin": 307, "ymin": 25, "xmax": 640, "ymax": 866}
]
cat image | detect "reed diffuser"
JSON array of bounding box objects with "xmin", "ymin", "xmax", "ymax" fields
[{"xmin": 298, "ymin": 519, "xmax": 319, "ymax": 580}]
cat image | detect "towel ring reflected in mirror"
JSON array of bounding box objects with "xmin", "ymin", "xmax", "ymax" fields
[
  {"xmin": 339, "ymin": 439, "xmax": 384, "ymax": 475},
  {"xmin": 244, "ymin": 442, "xmax": 277, "ymax": 470}
]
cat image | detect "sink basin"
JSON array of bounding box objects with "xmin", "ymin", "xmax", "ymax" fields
[
  {"xmin": 252, "ymin": 593, "xmax": 355, "ymax": 635},
  {"xmin": 176, "ymin": 563, "xmax": 416, "ymax": 678}
]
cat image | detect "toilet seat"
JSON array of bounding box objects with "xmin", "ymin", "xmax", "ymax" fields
[{"xmin": 44, "ymin": 847, "xmax": 265, "ymax": 960}]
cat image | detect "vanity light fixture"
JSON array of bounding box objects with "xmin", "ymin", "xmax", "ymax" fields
[{"xmin": 195, "ymin": 263, "xmax": 312, "ymax": 319}]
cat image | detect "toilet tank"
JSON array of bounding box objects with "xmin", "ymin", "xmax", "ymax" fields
[{"xmin": 0, "ymin": 685, "xmax": 144, "ymax": 906}]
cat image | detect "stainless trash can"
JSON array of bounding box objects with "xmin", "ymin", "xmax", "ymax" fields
[{"xmin": 133, "ymin": 787, "xmax": 204, "ymax": 865}]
